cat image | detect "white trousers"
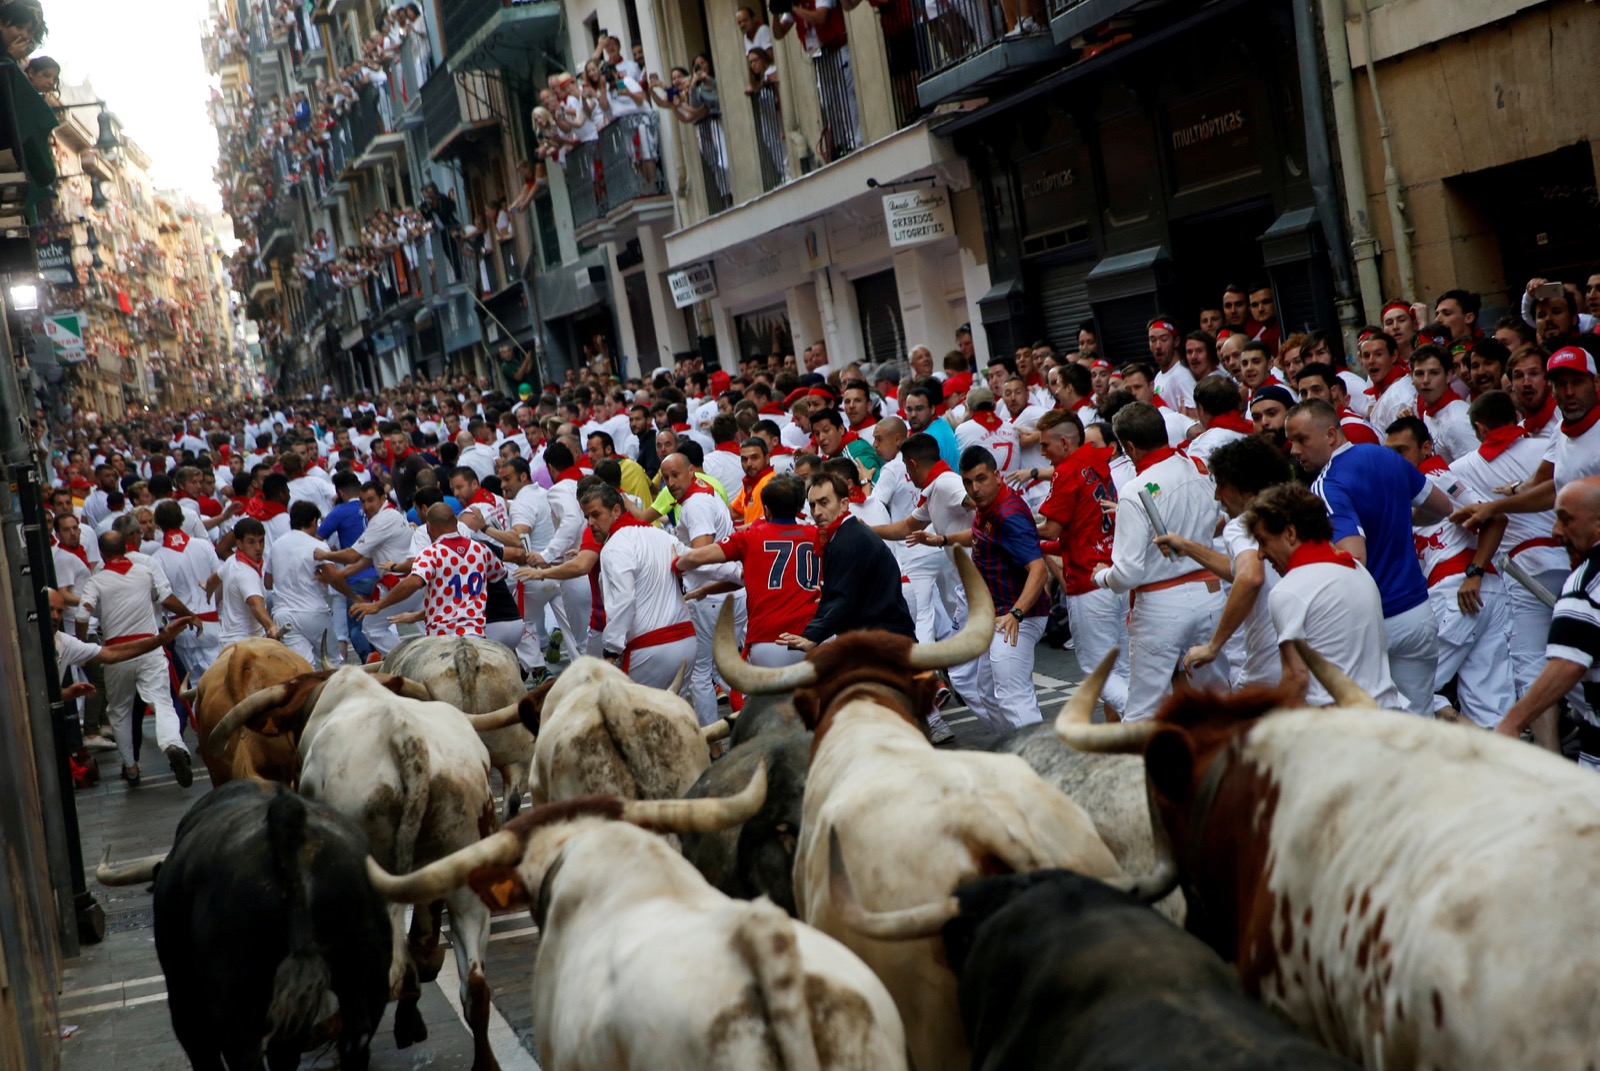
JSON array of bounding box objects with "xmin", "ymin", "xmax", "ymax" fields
[
  {"xmin": 276, "ymin": 608, "xmax": 333, "ymax": 666},
  {"xmin": 927, "ymin": 554, "xmax": 995, "ymax": 723},
  {"xmin": 1065, "ymin": 587, "xmax": 1129, "ymax": 714},
  {"xmin": 1428, "ymin": 576, "xmax": 1516, "ymax": 728},
  {"xmin": 749, "ymin": 641, "xmax": 806, "ymax": 668},
  {"xmin": 362, "ymin": 588, "xmax": 423, "ymax": 655},
  {"xmin": 516, "ymin": 577, "xmax": 561, "ymax": 671},
  {"xmin": 484, "ymin": 618, "xmax": 524, "ymax": 652},
  {"xmin": 1506, "ymin": 568, "xmax": 1566, "ymax": 696},
  {"xmin": 688, "ymin": 593, "xmax": 747, "ymax": 728},
  {"xmin": 551, "ymin": 576, "xmax": 593, "ymax": 663},
  {"xmin": 623, "ymin": 636, "xmax": 698, "ymax": 700},
  {"xmin": 330, "ymin": 592, "xmax": 351, "ymax": 646},
  {"xmin": 105, "ymin": 649, "xmax": 185, "ymax": 767},
  {"xmin": 985, "ymin": 617, "xmax": 1046, "ymax": 730},
  {"xmin": 1125, "ymin": 583, "xmax": 1228, "ymax": 721},
  {"xmin": 904, "ymin": 559, "xmax": 942, "ymax": 643},
  {"xmin": 173, "ymin": 627, "xmax": 221, "ymax": 687},
  {"xmin": 1384, "ymin": 601, "xmax": 1440, "ymax": 718}
]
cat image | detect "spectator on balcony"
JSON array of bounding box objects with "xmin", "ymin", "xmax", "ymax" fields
[
  {"xmin": 649, "ymin": 57, "xmax": 726, "ymax": 208},
  {"xmin": 593, "ymin": 34, "xmax": 642, "ymax": 82},
  {"xmin": 23, "ymin": 53, "xmax": 56, "ymax": 100},
  {"xmin": 551, "ymin": 71, "xmax": 599, "ymax": 146},
  {"xmin": 0, "ymin": 0, "xmax": 45, "ymax": 62},
  {"xmin": 510, "ymin": 158, "xmax": 546, "ymax": 211},
  {"xmin": 737, "ymin": 6, "xmax": 775, "ymax": 60},
  {"xmin": 773, "ymin": 0, "xmax": 860, "ymax": 160},
  {"xmin": 597, "ymin": 57, "xmax": 658, "ymax": 190},
  {"xmin": 746, "ymin": 48, "xmax": 780, "ymax": 93}
]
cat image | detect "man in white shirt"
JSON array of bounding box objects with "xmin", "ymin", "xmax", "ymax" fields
[
  {"xmin": 52, "ymin": 512, "xmax": 99, "ymax": 635},
  {"xmin": 661, "ymin": 452, "xmax": 742, "ymax": 727},
  {"xmin": 462, "ymin": 456, "xmax": 558, "ymax": 678},
  {"xmin": 80, "ymin": 464, "xmax": 119, "ymax": 529},
  {"xmin": 1359, "ymin": 326, "xmax": 1417, "ymax": 435},
  {"xmin": 581, "ymin": 388, "xmax": 640, "ymax": 461},
  {"xmin": 537, "ymin": 442, "xmax": 596, "ymax": 662},
  {"xmin": 954, "ymin": 385, "xmax": 1023, "ymax": 473},
  {"xmin": 1093, "ymin": 402, "xmax": 1229, "ymax": 720},
  {"xmin": 457, "ymin": 425, "xmax": 500, "ymax": 481},
  {"xmin": 266, "ymin": 502, "xmax": 336, "ymax": 666},
  {"xmin": 217, "ymin": 518, "xmax": 279, "ymax": 646},
  {"xmin": 283, "ymin": 451, "xmax": 335, "ymax": 517},
  {"xmin": 1185, "ymin": 376, "xmax": 1255, "ymax": 465},
  {"xmin": 736, "ymin": 5, "xmax": 774, "ymax": 57},
  {"xmin": 1148, "ymin": 317, "xmax": 1197, "ymax": 416},
  {"xmin": 315, "ymin": 480, "xmax": 418, "ymax": 656},
  {"xmin": 1122, "ymin": 364, "xmax": 1197, "ymax": 447},
  {"xmin": 1410, "ymin": 345, "xmax": 1477, "ymax": 463},
  {"xmin": 151, "ymin": 501, "xmax": 222, "ymax": 683},
  {"xmin": 78, "ymin": 532, "xmax": 202, "ymax": 786},
  {"xmin": 1248, "ymin": 483, "xmax": 1406, "ymax": 710}
]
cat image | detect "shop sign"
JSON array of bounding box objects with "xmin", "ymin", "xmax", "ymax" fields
[
  {"xmin": 1163, "ymin": 84, "xmax": 1260, "ymax": 194},
  {"xmin": 667, "ymin": 262, "xmax": 718, "ymax": 309},
  {"xmin": 882, "ymin": 189, "xmax": 953, "ymax": 248},
  {"xmin": 45, "ymin": 311, "xmax": 86, "ymax": 363},
  {"xmin": 37, "ymin": 237, "xmax": 73, "ymax": 285}
]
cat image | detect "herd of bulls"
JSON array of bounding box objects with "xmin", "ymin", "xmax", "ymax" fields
[{"xmin": 95, "ymin": 549, "xmax": 1600, "ymax": 1070}]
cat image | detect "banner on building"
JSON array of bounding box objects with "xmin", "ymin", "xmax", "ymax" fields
[
  {"xmin": 882, "ymin": 188, "xmax": 954, "ymax": 248},
  {"xmin": 667, "ymin": 262, "xmax": 717, "ymax": 309},
  {"xmin": 45, "ymin": 311, "xmax": 86, "ymax": 363},
  {"xmin": 36, "ymin": 237, "xmax": 72, "ymax": 284}
]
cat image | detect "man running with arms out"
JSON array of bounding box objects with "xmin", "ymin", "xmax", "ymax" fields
[{"xmin": 354, "ymin": 503, "xmax": 505, "ymax": 639}]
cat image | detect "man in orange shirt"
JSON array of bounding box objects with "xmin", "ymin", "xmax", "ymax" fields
[{"xmin": 728, "ymin": 437, "xmax": 776, "ymax": 527}]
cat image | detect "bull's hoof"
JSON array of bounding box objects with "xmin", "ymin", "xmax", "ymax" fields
[{"xmin": 393, "ymin": 999, "xmax": 428, "ymax": 1048}]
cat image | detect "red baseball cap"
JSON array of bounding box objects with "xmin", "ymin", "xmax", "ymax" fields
[
  {"xmin": 710, "ymin": 370, "xmax": 731, "ymax": 393},
  {"xmin": 942, "ymin": 373, "xmax": 973, "ymax": 398},
  {"xmin": 1547, "ymin": 345, "xmax": 1598, "ymax": 377}
]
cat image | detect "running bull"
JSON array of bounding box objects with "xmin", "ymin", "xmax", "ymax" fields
[
  {"xmin": 715, "ymin": 549, "xmax": 1155, "ymax": 1071},
  {"xmin": 1059, "ymin": 642, "xmax": 1600, "ymax": 1071},
  {"xmin": 184, "ymin": 639, "xmax": 314, "ymax": 785},
  {"xmin": 365, "ymin": 766, "xmax": 910, "ymax": 1071},
  {"xmin": 97, "ymin": 780, "xmax": 391, "ymax": 1071}
]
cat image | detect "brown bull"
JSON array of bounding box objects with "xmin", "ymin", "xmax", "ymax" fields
[{"xmin": 190, "ymin": 639, "xmax": 313, "ymax": 785}]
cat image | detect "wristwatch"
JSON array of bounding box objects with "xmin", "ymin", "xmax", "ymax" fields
[
  {"xmin": 1009, "ymin": 607, "xmax": 1026, "ymax": 621},
  {"xmin": 1463, "ymin": 564, "xmax": 1486, "ymax": 579}
]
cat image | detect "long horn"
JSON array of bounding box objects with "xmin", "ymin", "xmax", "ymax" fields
[
  {"xmin": 712, "ymin": 600, "xmax": 817, "ymax": 696},
  {"xmin": 1053, "ymin": 648, "xmax": 1157, "ymax": 753},
  {"xmin": 702, "ymin": 714, "xmax": 735, "ymax": 743},
  {"xmin": 466, "ymin": 704, "xmax": 525, "ymax": 732},
  {"xmin": 622, "ymin": 762, "xmax": 767, "ymax": 833},
  {"xmin": 908, "ymin": 549, "xmax": 996, "ymax": 669},
  {"xmin": 828, "ymin": 828, "xmax": 957, "ymax": 940},
  {"xmin": 205, "ymin": 682, "xmax": 294, "ymax": 758},
  {"xmin": 179, "ymin": 686, "xmax": 199, "ymax": 706},
  {"xmin": 96, "ymin": 846, "xmax": 167, "ymax": 886},
  {"xmin": 365, "ymin": 830, "xmax": 524, "ymax": 904},
  {"xmin": 668, "ymin": 659, "xmax": 687, "ymax": 695},
  {"xmin": 359, "ymin": 660, "xmax": 389, "ymax": 674},
  {"xmin": 1101, "ymin": 781, "xmax": 1179, "ymax": 905},
  {"xmin": 1292, "ymin": 640, "xmax": 1377, "ymax": 708}
]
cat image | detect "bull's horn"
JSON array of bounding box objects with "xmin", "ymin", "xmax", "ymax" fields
[
  {"xmin": 364, "ymin": 830, "xmax": 523, "ymax": 904},
  {"xmin": 622, "ymin": 762, "xmax": 767, "ymax": 833},
  {"xmin": 1102, "ymin": 782, "xmax": 1179, "ymax": 905},
  {"xmin": 1053, "ymin": 649, "xmax": 1156, "ymax": 753},
  {"xmin": 713, "ymin": 601, "xmax": 817, "ymax": 696},
  {"xmin": 179, "ymin": 686, "xmax": 199, "ymax": 706},
  {"xmin": 205, "ymin": 682, "xmax": 294, "ymax": 758},
  {"xmin": 1293, "ymin": 640, "xmax": 1376, "ymax": 708},
  {"xmin": 701, "ymin": 715, "xmax": 735, "ymax": 743},
  {"xmin": 466, "ymin": 703, "xmax": 524, "ymax": 732},
  {"xmin": 908, "ymin": 549, "xmax": 996, "ymax": 670},
  {"xmin": 96, "ymin": 846, "xmax": 167, "ymax": 886},
  {"xmin": 359, "ymin": 660, "xmax": 389, "ymax": 674},
  {"xmin": 829, "ymin": 828, "xmax": 957, "ymax": 940},
  {"xmin": 668, "ymin": 659, "xmax": 687, "ymax": 696}
]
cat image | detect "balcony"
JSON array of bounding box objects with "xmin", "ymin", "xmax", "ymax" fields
[
  {"xmin": 347, "ymin": 85, "xmax": 407, "ymax": 169},
  {"xmin": 423, "ymin": 70, "xmax": 502, "ymax": 161},
  {"xmin": 442, "ymin": 0, "xmax": 561, "ymax": 74},
  {"xmin": 912, "ymin": 0, "xmax": 1068, "ymax": 109},
  {"xmin": 390, "ymin": 31, "xmax": 434, "ymax": 129},
  {"xmin": 566, "ymin": 114, "xmax": 672, "ymax": 243}
]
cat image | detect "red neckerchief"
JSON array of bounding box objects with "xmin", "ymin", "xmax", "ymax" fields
[
  {"xmin": 742, "ymin": 466, "xmax": 774, "ymax": 497},
  {"xmin": 607, "ymin": 511, "xmax": 650, "ymax": 534},
  {"xmin": 1364, "ymin": 362, "xmax": 1410, "ymax": 397},
  {"xmin": 467, "ymin": 487, "xmax": 500, "ymax": 510},
  {"xmin": 1419, "ymin": 456, "xmax": 1449, "ymax": 475},
  {"xmin": 257, "ymin": 500, "xmax": 288, "ymax": 520},
  {"xmin": 969, "ymin": 410, "xmax": 1004, "ymax": 432},
  {"xmin": 1478, "ymin": 425, "xmax": 1528, "ymax": 461},
  {"xmin": 677, "ymin": 479, "xmax": 713, "ymax": 501},
  {"xmin": 814, "ymin": 513, "xmax": 847, "ymax": 553},
  {"xmin": 56, "ymin": 540, "xmax": 91, "ymax": 569},
  {"xmin": 769, "ymin": 444, "xmax": 793, "ymax": 456},
  {"xmin": 1025, "ymin": 372, "xmax": 1044, "ymax": 388},
  {"xmin": 234, "ymin": 551, "xmax": 263, "ymax": 575},
  {"xmin": 1133, "ymin": 444, "xmax": 1178, "ymax": 475},
  {"xmin": 1070, "ymin": 397, "xmax": 1095, "ymax": 413},
  {"xmin": 1205, "ymin": 411, "xmax": 1254, "ymax": 435},
  {"xmin": 554, "ymin": 466, "xmax": 584, "ymax": 484},
  {"xmin": 1416, "ymin": 388, "xmax": 1464, "ymax": 419},
  {"xmin": 851, "ymin": 415, "xmax": 879, "ymax": 432},
  {"xmin": 436, "ymin": 535, "xmax": 472, "ymax": 555},
  {"xmin": 714, "ymin": 441, "xmax": 741, "ymax": 455},
  {"xmin": 882, "ymin": 385, "xmax": 898, "ymax": 400},
  {"xmin": 161, "ymin": 529, "xmax": 190, "ymax": 552},
  {"xmin": 1286, "ymin": 541, "xmax": 1358, "ymax": 571},
  {"xmin": 670, "ymin": 422, "xmax": 691, "ymax": 433},
  {"xmin": 1562, "ymin": 403, "xmax": 1600, "ymax": 439},
  {"xmin": 1150, "ymin": 394, "xmax": 1169, "ymax": 409},
  {"xmin": 915, "ymin": 460, "xmax": 954, "ymax": 506},
  {"xmin": 847, "ymin": 486, "xmax": 866, "ymax": 504},
  {"xmin": 1523, "ymin": 394, "xmax": 1558, "ymax": 436},
  {"xmin": 196, "ymin": 495, "xmax": 222, "ymax": 517},
  {"xmin": 102, "ymin": 555, "xmax": 135, "ymax": 575},
  {"xmin": 758, "ymin": 402, "xmax": 785, "ymax": 416}
]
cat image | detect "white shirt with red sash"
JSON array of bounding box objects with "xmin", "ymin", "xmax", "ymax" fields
[
  {"xmin": 1266, "ymin": 541, "xmax": 1405, "ymax": 710},
  {"xmin": 1450, "ymin": 427, "xmax": 1566, "ymax": 577},
  {"xmin": 598, "ymin": 515, "xmax": 693, "ymax": 662},
  {"xmin": 153, "ymin": 528, "xmax": 220, "ymax": 622},
  {"xmin": 79, "ymin": 555, "xmax": 171, "ymax": 646},
  {"xmin": 216, "ymin": 552, "xmax": 267, "ymax": 644}
]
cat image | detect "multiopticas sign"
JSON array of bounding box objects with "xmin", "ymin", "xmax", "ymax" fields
[{"xmin": 1169, "ymin": 109, "xmax": 1246, "ymax": 150}]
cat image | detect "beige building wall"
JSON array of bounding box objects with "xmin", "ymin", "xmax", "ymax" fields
[{"xmin": 1344, "ymin": 0, "xmax": 1600, "ymax": 308}]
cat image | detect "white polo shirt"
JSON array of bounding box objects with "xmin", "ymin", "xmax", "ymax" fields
[
  {"xmin": 1222, "ymin": 515, "xmax": 1279, "ymax": 687},
  {"xmin": 351, "ymin": 506, "xmax": 414, "ymax": 570},
  {"xmin": 1420, "ymin": 396, "xmax": 1477, "ymax": 464},
  {"xmin": 506, "ymin": 483, "xmax": 555, "ymax": 551},
  {"xmin": 910, "ymin": 468, "xmax": 973, "ymax": 536},
  {"xmin": 79, "ymin": 558, "xmax": 171, "ymax": 643},
  {"xmin": 288, "ymin": 475, "xmax": 335, "ymax": 517},
  {"xmin": 56, "ymin": 630, "xmax": 102, "ymax": 670},
  {"xmin": 1152, "ymin": 362, "xmax": 1197, "ymax": 412},
  {"xmin": 152, "ymin": 531, "xmax": 220, "ymax": 619},
  {"xmin": 670, "ymin": 488, "xmax": 735, "ymax": 587},
  {"xmin": 1543, "ymin": 409, "xmax": 1600, "ymax": 494},
  {"xmin": 266, "ymin": 529, "xmax": 331, "ymax": 615},
  {"xmin": 1267, "ymin": 552, "xmax": 1405, "ymax": 710},
  {"xmin": 216, "ymin": 555, "xmax": 267, "ymax": 643}
]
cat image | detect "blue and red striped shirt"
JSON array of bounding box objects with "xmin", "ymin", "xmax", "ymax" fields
[{"xmin": 972, "ymin": 482, "xmax": 1047, "ymax": 617}]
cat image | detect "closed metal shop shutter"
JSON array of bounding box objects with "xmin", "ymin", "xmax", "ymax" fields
[
  {"xmin": 855, "ymin": 270, "xmax": 905, "ymax": 370},
  {"xmin": 1031, "ymin": 255, "xmax": 1094, "ymax": 353}
]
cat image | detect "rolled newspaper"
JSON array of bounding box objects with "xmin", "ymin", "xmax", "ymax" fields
[
  {"xmin": 1495, "ymin": 552, "xmax": 1557, "ymax": 609},
  {"xmin": 1138, "ymin": 488, "xmax": 1174, "ymax": 559}
]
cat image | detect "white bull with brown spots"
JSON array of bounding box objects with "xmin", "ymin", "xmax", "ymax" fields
[
  {"xmin": 1059, "ymin": 643, "xmax": 1600, "ymax": 1071},
  {"xmin": 207, "ymin": 666, "xmax": 508, "ymax": 1071},
  {"xmin": 365, "ymin": 766, "xmax": 909, "ymax": 1071},
  {"xmin": 716, "ymin": 550, "xmax": 1162, "ymax": 1071}
]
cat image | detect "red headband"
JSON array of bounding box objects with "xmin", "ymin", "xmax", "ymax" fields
[
  {"xmin": 1147, "ymin": 320, "xmax": 1177, "ymax": 336},
  {"xmin": 1381, "ymin": 301, "xmax": 1413, "ymax": 319}
]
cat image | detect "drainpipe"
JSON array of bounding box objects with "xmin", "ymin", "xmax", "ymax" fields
[
  {"xmin": 1355, "ymin": 0, "xmax": 1416, "ymax": 304},
  {"xmin": 1318, "ymin": 0, "xmax": 1384, "ymax": 330},
  {"xmin": 1291, "ymin": 0, "xmax": 1356, "ymax": 325}
]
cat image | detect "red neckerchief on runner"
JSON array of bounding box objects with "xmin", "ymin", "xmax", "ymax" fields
[
  {"xmin": 436, "ymin": 535, "xmax": 472, "ymax": 555},
  {"xmin": 235, "ymin": 552, "xmax": 264, "ymax": 576},
  {"xmin": 758, "ymin": 402, "xmax": 785, "ymax": 416},
  {"xmin": 670, "ymin": 422, "xmax": 691, "ymax": 432},
  {"xmin": 1133, "ymin": 444, "xmax": 1179, "ymax": 475},
  {"xmin": 1286, "ymin": 541, "xmax": 1358, "ymax": 571},
  {"xmin": 607, "ymin": 511, "xmax": 650, "ymax": 535},
  {"xmin": 814, "ymin": 513, "xmax": 847, "ymax": 553},
  {"xmin": 714, "ymin": 441, "xmax": 741, "ymax": 455},
  {"xmin": 102, "ymin": 555, "xmax": 135, "ymax": 575},
  {"xmin": 256, "ymin": 499, "xmax": 287, "ymax": 520},
  {"xmin": 1150, "ymin": 394, "xmax": 1169, "ymax": 409},
  {"xmin": 742, "ymin": 466, "xmax": 774, "ymax": 497},
  {"xmin": 1563, "ymin": 403, "xmax": 1600, "ymax": 439},
  {"xmin": 1364, "ymin": 362, "xmax": 1410, "ymax": 397},
  {"xmin": 467, "ymin": 487, "xmax": 500, "ymax": 510},
  {"xmin": 847, "ymin": 486, "xmax": 866, "ymax": 504},
  {"xmin": 554, "ymin": 466, "xmax": 585, "ymax": 484},
  {"xmin": 1025, "ymin": 372, "xmax": 1044, "ymax": 388},
  {"xmin": 1205, "ymin": 411, "xmax": 1255, "ymax": 435},
  {"xmin": 969, "ymin": 410, "xmax": 1004, "ymax": 432},
  {"xmin": 1419, "ymin": 456, "xmax": 1449, "ymax": 475},
  {"xmin": 678, "ymin": 478, "xmax": 713, "ymax": 501},
  {"xmin": 1416, "ymin": 388, "xmax": 1464, "ymax": 419},
  {"xmin": 1071, "ymin": 397, "xmax": 1095, "ymax": 412},
  {"xmin": 1477, "ymin": 425, "xmax": 1527, "ymax": 461},
  {"xmin": 1522, "ymin": 394, "xmax": 1558, "ymax": 436},
  {"xmin": 56, "ymin": 540, "xmax": 90, "ymax": 568},
  {"xmin": 915, "ymin": 460, "xmax": 953, "ymax": 507},
  {"xmin": 823, "ymin": 429, "xmax": 859, "ymax": 458},
  {"xmin": 161, "ymin": 529, "xmax": 190, "ymax": 552}
]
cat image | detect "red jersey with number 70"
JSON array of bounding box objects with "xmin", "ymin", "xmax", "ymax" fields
[
  {"xmin": 1039, "ymin": 443, "xmax": 1118, "ymax": 596},
  {"xmin": 411, "ymin": 535, "xmax": 507, "ymax": 637},
  {"xmin": 716, "ymin": 519, "xmax": 821, "ymax": 644}
]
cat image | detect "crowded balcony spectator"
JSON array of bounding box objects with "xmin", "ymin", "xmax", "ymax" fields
[
  {"xmin": 773, "ymin": 0, "xmax": 859, "ymax": 160},
  {"xmin": 649, "ymin": 58, "xmax": 727, "ymax": 210}
]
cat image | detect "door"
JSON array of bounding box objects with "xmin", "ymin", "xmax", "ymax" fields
[{"xmin": 854, "ymin": 269, "xmax": 905, "ymax": 371}]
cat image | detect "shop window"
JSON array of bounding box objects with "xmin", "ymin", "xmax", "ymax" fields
[
  {"xmin": 735, "ymin": 304, "xmax": 793, "ymax": 364},
  {"xmin": 854, "ymin": 270, "xmax": 906, "ymax": 371}
]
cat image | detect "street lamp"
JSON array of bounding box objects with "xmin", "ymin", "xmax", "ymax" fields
[
  {"xmin": 93, "ymin": 109, "xmax": 120, "ymax": 155},
  {"xmin": 89, "ymin": 177, "xmax": 106, "ymax": 211}
]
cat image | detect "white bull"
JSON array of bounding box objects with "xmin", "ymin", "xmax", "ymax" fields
[
  {"xmin": 366, "ymin": 766, "xmax": 909, "ymax": 1071},
  {"xmin": 715, "ymin": 551, "xmax": 1163, "ymax": 1071},
  {"xmin": 207, "ymin": 666, "xmax": 507, "ymax": 1071},
  {"xmin": 382, "ymin": 635, "xmax": 535, "ymax": 818}
]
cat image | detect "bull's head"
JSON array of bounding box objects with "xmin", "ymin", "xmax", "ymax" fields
[
  {"xmin": 365, "ymin": 763, "xmax": 769, "ymax": 922},
  {"xmin": 204, "ymin": 669, "xmax": 432, "ymax": 759},
  {"xmin": 712, "ymin": 548, "xmax": 995, "ymax": 732}
]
